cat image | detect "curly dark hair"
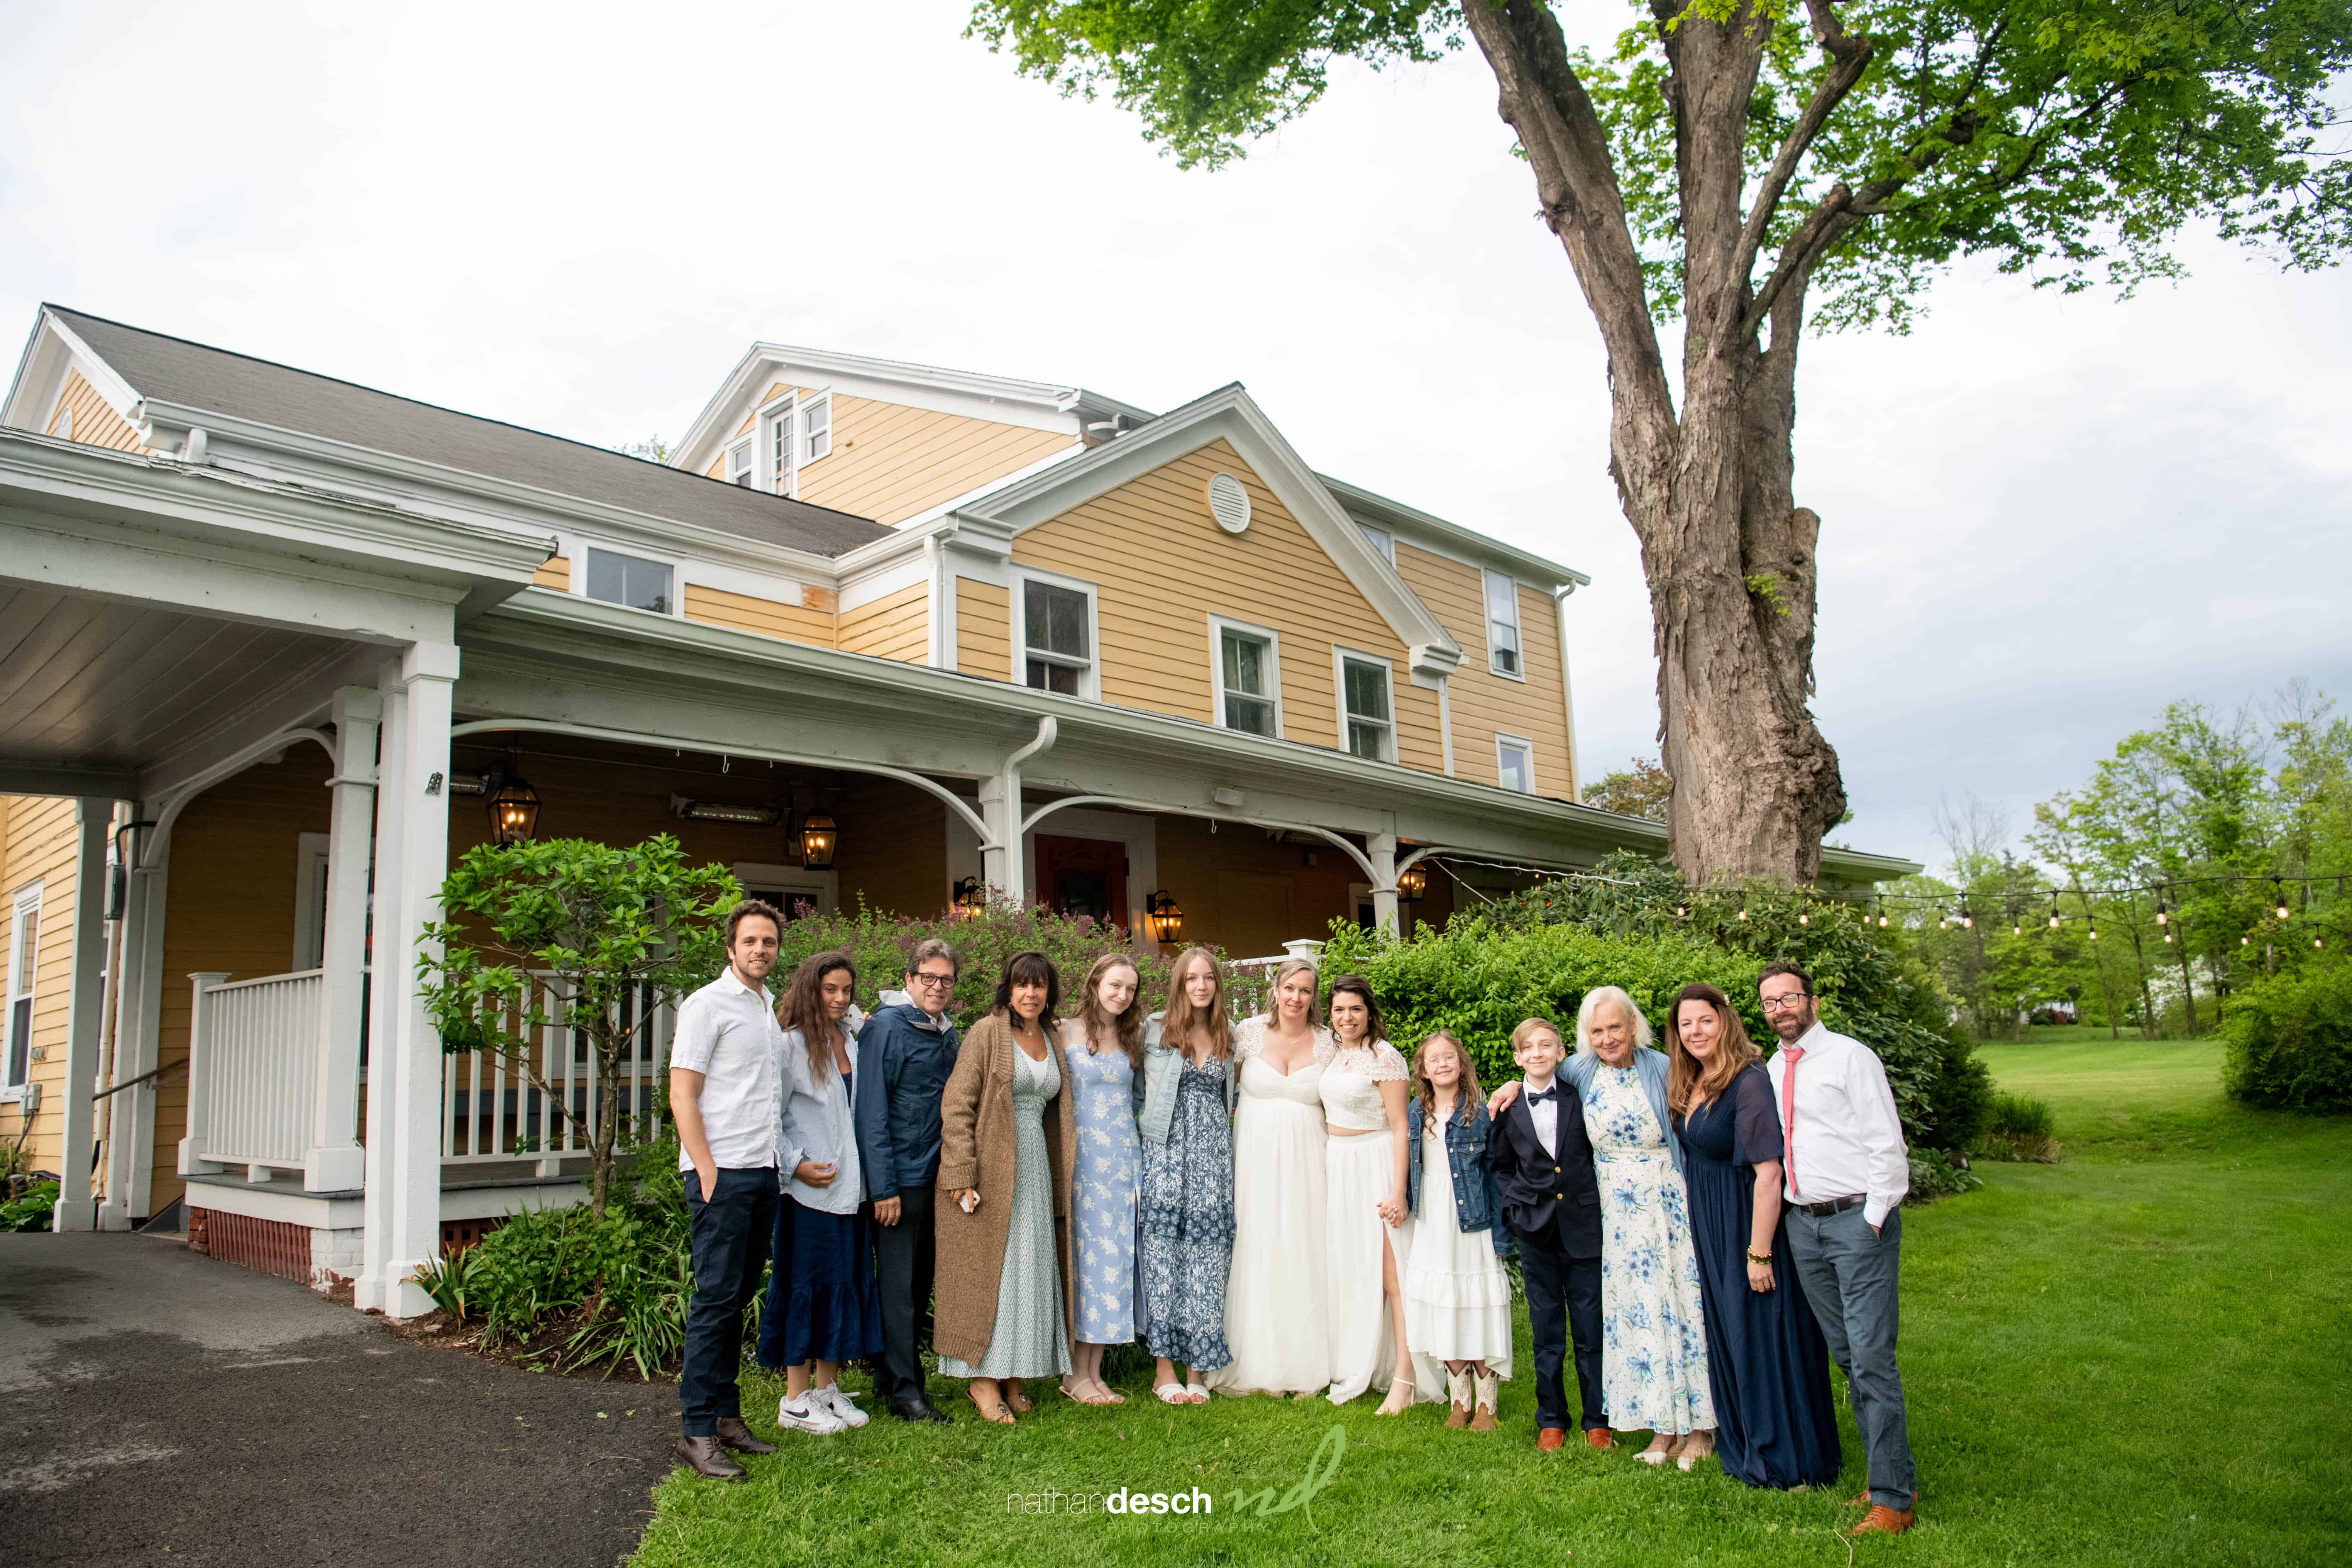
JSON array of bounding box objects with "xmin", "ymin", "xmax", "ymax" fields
[
  {"xmin": 992, "ymin": 949, "xmax": 1061, "ymax": 1031},
  {"xmin": 1326, "ymin": 973, "xmax": 1386, "ymax": 1050}
]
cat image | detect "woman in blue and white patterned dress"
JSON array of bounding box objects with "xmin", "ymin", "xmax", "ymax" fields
[
  {"xmin": 1570, "ymin": 985, "xmax": 1716, "ymax": 1466},
  {"xmin": 1060, "ymin": 953, "xmax": 1145, "ymax": 1405}
]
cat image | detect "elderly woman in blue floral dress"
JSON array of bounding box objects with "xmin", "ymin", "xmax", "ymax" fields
[{"xmin": 1059, "ymin": 952, "xmax": 1146, "ymax": 1404}]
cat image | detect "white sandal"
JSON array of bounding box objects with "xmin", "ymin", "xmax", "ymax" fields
[
  {"xmin": 1184, "ymin": 1382, "xmax": 1210, "ymax": 1403},
  {"xmin": 1155, "ymin": 1382, "xmax": 1190, "ymax": 1405}
]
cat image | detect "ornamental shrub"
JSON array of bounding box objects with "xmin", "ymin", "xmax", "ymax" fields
[
  {"xmin": 1325, "ymin": 850, "xmax": 1992, "ymax": 1157},
  {"xmin": 1978, "ymin": 1093, "xmax": 2061, "ymax": 1162},
  {"xmin": 2222, "ymin": 962, "xmax": 2352, "ymax": 1113}
]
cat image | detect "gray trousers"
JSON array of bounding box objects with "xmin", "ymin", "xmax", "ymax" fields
[{"xmin": 1786, "ymin": 1204, "xmax": 1917, "ymax": 1510}]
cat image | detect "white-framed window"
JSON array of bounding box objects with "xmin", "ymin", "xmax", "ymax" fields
[
  {"xmin": 1496, "ymin": 733, "xmax": 1535, "ymax": 794},
  {"xmin": 764, "ymin": 397, "xmax": 796, "ymax": 495},
  {"xmin": 1017, "ymin": 571, "xmax": 1097, "ymax": 698},
  {"xmin": 1486, "ymin": 570, "xmax": 1524, "ymax": 678},
  {"xmin": 733, "ymin": 862, "xmax": 838, "ymax": 921},
  {"xmin": 1359, "ymin": 523, "xmax": 1394, "ymax": 562},
  {"xmin": 801, "ymin": 393, "xmax": 832, "ymax": 463},
  {"xmin": 1333, "ymin": 648, "xmax": 1395, "ymax": 762},
  {"xmin": 5, "ymin": 883, "xmax": 40, "ymax": 1090},
  {"xmin": 584, "ymin": 547, "xmax": 676, "ymax": 615},
  {"xmin": 726, "ymin": 440, "xmax": 755, "ymax": 487},
  {"xmin": 293, "ymin": 833, "xmax": 331, "ymax": 970},
  {"xmin": 1210, "ymin": 616, "xmax": 1282, "ymax": 738},
  {"xmin": 51, "ymin": 404, "xmax": 73, "ymax": 442}
]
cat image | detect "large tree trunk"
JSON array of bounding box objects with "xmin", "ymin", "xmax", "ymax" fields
[{"xmin": 1464, "ymin": 0, "xmax": 1850, "ymax": 886}]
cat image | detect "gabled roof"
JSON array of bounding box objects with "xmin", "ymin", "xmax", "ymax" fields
[
  {"xmin": 671, "ymin": 339, "xmax": 1151, "ymax": 476},
  {"xmin": 21, "ymin": 307, "xmax": 896, "ymax": 559}
]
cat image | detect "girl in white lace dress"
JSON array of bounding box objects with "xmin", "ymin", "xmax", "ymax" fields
[{"xmin": 1322, "ymin": 975, "xmax": 1416, "ymax": 1413}]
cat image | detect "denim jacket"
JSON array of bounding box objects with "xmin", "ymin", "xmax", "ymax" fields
[
  {"xmin": 1405, "ymin": 1096, "xmax": 1514, "ymax": 1259},
  {"xmin": 1133, "ymin": 1012, "xmax": 1238, "ymax": 1147}
]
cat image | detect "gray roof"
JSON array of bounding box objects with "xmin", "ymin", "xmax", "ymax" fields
[{"xmin": 49, "ymin": 306, "xmax": 895, "ymax": 558}]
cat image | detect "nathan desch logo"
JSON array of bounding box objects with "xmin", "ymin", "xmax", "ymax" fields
[{"xmin": 1006, "ymin": 1425, "xmax": 1347, "ymax": 1528}]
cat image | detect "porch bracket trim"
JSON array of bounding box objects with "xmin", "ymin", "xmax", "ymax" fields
[
  {"xmin": 146, "ymin": 726, "xmax": 337, "ymax": 865},
  {"xmin": 1397, "ymin": 843, "xmax": 1592, "ymax": 877},
  {"xmin": 448, "ymin": 717, "xmax": 999, "ymax": 847},
  {"xmin": 1019, "ymin": 794, "xmax": 1382, "ymax": 886}
]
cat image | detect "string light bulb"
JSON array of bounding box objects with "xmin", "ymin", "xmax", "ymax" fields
[
  {"xmin": 2275, "ymin": 881, "xmax": 2291, "ymax": 920},
  {"xmin": 2088, "ymin": 923, "xmax": 2099, "ymax": 941},
  {"xmin": 1799, "ymin": 911, "xmax": 1810, "ymax": 925},
  {"xmin": 2242, "ymin": 934, "xmax": 2252, "ymax": 946},
  {"xmin": 1737, "ymin": 908, "xmax": 1749, "ymax": 921},
  {"xmin": 1961, "ymin": 910, "xmax": 1974, "ymax": 929}
]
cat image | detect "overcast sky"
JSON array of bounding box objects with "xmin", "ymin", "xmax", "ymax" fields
[{"xmin": 5, "ymin": 1, "xmax": 2344, "ymax": 874}]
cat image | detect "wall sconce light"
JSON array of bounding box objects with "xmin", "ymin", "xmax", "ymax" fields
[
  {"xmin": 1396, "ymin": 865, "xmax": 1427, "ymax": 903},
  {"xmin": 1145, "ymin": 890, "xmax": 1183, "ymax": 944},
  {"xmin": 952, "ymin": 876, "xmax": 986, "ymax": 920},
  {"xmin": 485, "ymin": 768, "xmax": 541, "ymax": 843},
  {"xmin": 799, "ymin": 810, "xmax": 838, "ymax": 868}
]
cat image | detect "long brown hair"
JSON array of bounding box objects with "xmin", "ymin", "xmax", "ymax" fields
[
  {"xmin": 1665, "ymin": 981, "xmax": 1761, "ymax": 1115},
  {"xmin": 780, "ymin": 950, "xmax": 857, "ymax": 1084},
  {"xmin": 1075, "ymin": 952, "xmax": 1146, "ymax": 1068},
  {"xmin": 1160, "ymin": 946, "xmax": 1233, "ymax": 1063},
  {"xmin": 1409, "ymin": 1031, "xmax": 1485, "ymax": 1129}
]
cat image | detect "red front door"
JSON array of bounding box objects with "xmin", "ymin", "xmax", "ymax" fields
[{"xmin": 1033, "ymin": 835, "xmax": 1129, "ymax": 933}]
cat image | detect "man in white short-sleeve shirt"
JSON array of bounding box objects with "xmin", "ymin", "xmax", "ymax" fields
[{"xmin": 669, "ymin": 899, "xmax": 787, "ymax": 1481}]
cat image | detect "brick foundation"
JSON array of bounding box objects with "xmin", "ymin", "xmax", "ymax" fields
[{"xmin": 189, "ymin": 1209, "xmax": 313, "ymax": 1283}]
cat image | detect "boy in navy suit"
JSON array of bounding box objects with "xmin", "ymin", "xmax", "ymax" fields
[{"xmin": 1487, "ymin": 1017, "xmax": 1610, "ymax": 1452}]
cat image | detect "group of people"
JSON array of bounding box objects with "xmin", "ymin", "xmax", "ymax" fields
[{"xmin": 665, "ymin": 899, "xmax": 1920, "ymax": 1539}]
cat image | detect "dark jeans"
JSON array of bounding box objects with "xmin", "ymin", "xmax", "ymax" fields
[
  {"xmin": 1516, "ymin": 1231, "xmax": 1606, "ymax": 1433},
  {"xmin": 873, "ymin": 1184, "xmax": 936, "ymax": 1404},
  {"xmin": 1787, "ymin": 1204, "xmax": 1917, "ymax": 1510},
  {"xmin": 680, "ymin": 1166, "xmax": 780, "ymax": 1437}
]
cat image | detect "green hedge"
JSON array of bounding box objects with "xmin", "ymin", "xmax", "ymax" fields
[
  {"xmin": 2223, "ymin": 962, "xmax": 2352, "ymax": 1113},
  {"xmin": 1322, "ymin": 851, "xmax": 1992, "ymax": 1155}
]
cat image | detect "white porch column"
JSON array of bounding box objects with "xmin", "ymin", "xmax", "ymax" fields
[
  {"xmin": 1369, "ymin": 830, "xmax": 1400, "ymax": 936},
  {"xmin": 980, "ymin": 718, "xmax": 1056, "ymax": 906},
  {"xmin": 356, "ymin": 662, "xmax": 409, "ymax": 1312},
  {"xmin": 99, "ymin": 841, "xmax": 168, "ymax": 1231},
  {"xmin": 306, "ymin": 686, "xmax": 380, "ymax": 1193},
  {"xmin": 375, "ymin": 642, "xmax": 457, "ymax": 1319},
  {"xmin": 176, "ymin": 972, "xmax": 230, "ymax": 1177},
  {"xmin": 51, "ymin": 800, "xmax": 110, "ymax": 1232}
]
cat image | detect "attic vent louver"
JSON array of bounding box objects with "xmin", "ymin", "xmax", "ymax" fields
[{"xmin": 1207, "ymin": 472, "xmax": 1251, "ymax": 534}]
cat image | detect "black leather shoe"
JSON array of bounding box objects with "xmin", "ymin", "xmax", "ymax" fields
[
  {"xmin": 713, "ymin": 1416, "xmax": 779, "ymax": 1455},
  {"xmin": 890, "ymin": 1396, "xmax": 952, "ymax": 1424},
  {"xmin": 673, "ymin": 1435, "xmax": 747, "ymax": 1481}
]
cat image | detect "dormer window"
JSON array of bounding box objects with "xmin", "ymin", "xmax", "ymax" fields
[
  {"xmin": 1359, "ymin": 523, "xmax": 1393, "ymax": 562},
  {"xmin": 802, "ymin": 395, "xmax": 832, "ymax": 463},
  {"xmin": 726, "ymin": 440, "xmax": 754, "ymax": 487},
  {"xmin": 767, "ymin": 402, "xmax": 795, "ymax": 494},
  {"xmin": 1485, "ymin": 570, "xmax": 1523, "ymax": 677}
]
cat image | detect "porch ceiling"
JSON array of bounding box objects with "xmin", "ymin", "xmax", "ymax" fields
[{"xmin": 0, "ymin": 585, "xmax": 359, "ymax": 792}]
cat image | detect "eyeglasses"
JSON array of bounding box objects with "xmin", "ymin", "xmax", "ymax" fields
[
  {"xmin": 1759, "ymin": 993, "xmax": 1811, "ymax": 1013},
  {"xmin": 909, "ymin": 971, "xmax": 957, "ymax": 990}
]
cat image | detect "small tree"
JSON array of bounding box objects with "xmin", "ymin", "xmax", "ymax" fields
[{"xmin": 418, "ymin": 835, "xmax": 739, "ymax": 1221}]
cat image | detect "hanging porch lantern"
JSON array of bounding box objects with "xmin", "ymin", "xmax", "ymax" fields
[
  {"xmin": 1145, "ymin": 890, "xmax": 1183, "ymax": 945},
  {"xmin": 952, "ymin": 876, "xmax": 986, "ymax": 920},
  {"xmin": 799, "ymin": 809, "xmax": 838, "ymax": 868},
  {"xmin": 485, "ymin": 768, "xmax": 542, "ymax": 843},
  {"xmin": 1396, "ymin": 864, "xmax": 1428, "ymax": 903}
]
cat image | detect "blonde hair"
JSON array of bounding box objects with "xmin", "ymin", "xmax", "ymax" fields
[
  {"xmin": 1510, "ymin": 1016, "xmax": 1565, "ymax": 1057},
  {"xmin": 1409, "ymin": 1031, "xmax": 1485, "ymax": 1128},
  {"xmin": 1665, "ymin": 982, "xmax": 1761, "ymax": 1116},
  {"xmin": 1159, "ymin": 946, "xmax": 1234, "ymax": 1062},
  {"xmin": 1573, "ymin": 986, "xmax": 1653, "ymax": 1056},
  {"xmin": 1263, "ymin": 956, "xmax": 1322, "ymax": 1028}
]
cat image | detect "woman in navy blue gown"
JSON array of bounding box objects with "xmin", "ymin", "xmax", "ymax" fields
[{"xmin": 1667, "ymin": 982, "xmax": 1841, "ymax": 1489}]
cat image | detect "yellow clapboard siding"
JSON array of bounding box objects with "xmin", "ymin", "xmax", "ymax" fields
[
  {"xmin": 0, "ymin": 796, "xmax": 89, "ymax": 1177},
  {"xmin": 955, "ymin": 577, "xmax": 1011, "ymax": 679},
  {"xmin": 533, "ymin": 556, "xmax": 571, "ymax": 591},
  {"xmin": 1395, "ymin": 542, "xmax": 1575, "ymax": 796},
  {"xmin": 794, "ymin": 394, "xmax": 1071, "ymax": 525},
  {"xmin": 683, "ymin": 582, "xmax": 836, "ymax": 649},
  {"xmin": 49, "ymin": 369, "xmax": 145, "ymax": 452},
  {"xmin": 1010, "ymin": 440, "xmax": 1443, "ymax": 774},
  {"xmin": 838, "ymin": 581, "xmax": 929, "ymax": 665}
]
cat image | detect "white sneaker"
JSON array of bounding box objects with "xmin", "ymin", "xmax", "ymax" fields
[
  {"xmin": 815, "ymin": 1385, "xmax": 869, "ymax": 1429},
  {"xmin": 776, "ymin": 1394, "xmax": 846, "ymax": 1435}
]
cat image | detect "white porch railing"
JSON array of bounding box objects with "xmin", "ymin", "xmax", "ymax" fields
[
  {"xmin": 440, "ymin": 975, "xmax": 673, "ymax": 1170},
  {"xmin": 192, "ymin": 969, "xmax": 323, "ymax": 1174}
]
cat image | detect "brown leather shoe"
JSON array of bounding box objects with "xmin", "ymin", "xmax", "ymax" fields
[
  {"xmin": 713, "ymin": 1416, "xmax": 778, "ymax": 1455},
  {"xmin": 1847, "ymin": 1506, "xmax": 1915, "ymax": 1536},
  {"xmin": 673, "ymin": 1435, "xmax": 747, "ymax": 1481},
  {"xmin": 1585, "ymin": 1428, "xmax": 1615, "ymax": 1451},
  {"xmin": 1537, "ymin": 1427, "xmax": 1567, "ymax": 1452}
]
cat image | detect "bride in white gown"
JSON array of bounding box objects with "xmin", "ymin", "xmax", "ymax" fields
[
  {"xmin": 1320, "ymin": 975, "xmax": 1416, "ymax": 1413},
  {"xmin": 1207, "ymin": 958, "xmax": 1334, "ymax": 1397}
]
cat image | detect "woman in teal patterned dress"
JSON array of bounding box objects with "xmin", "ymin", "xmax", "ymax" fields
[
  {"xmin": 1135, "ymin": 947, "xmax": 1238, "ymax": 1404},
  {"xmin": 1061, "ymin": 953, "xmax": 1145, "ymax": 1405}
]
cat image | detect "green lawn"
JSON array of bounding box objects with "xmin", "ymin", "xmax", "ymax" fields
[{"xmin": 630, "ymin": 1041, "xmax": 2351, "ymax": 1566}]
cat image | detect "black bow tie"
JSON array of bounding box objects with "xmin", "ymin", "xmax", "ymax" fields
[{"xmin": 1527, "ymin": 1086, "xmax": 1559, "ymax": 1104}]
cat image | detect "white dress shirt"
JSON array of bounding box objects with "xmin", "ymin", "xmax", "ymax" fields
[
  {"xmin": 670, "ymin": 966, "xmax": 785, "ymax": 1172},
  {"xmin": 1764, "ymin": 1020, "xmax": 1909, "ymax": 1228},
  {"xmin": 1524, "ymin": 1075, "xmax": 1563, "ymax": 1157}
]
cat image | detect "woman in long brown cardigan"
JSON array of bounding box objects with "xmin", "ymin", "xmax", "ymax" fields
[{"xmin": 934, "ymin": 950, "xmax": 1078, "ymax": 1424}]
